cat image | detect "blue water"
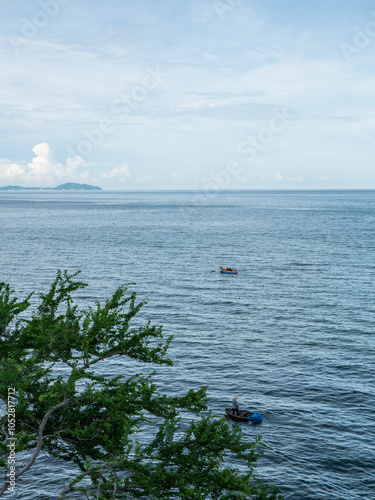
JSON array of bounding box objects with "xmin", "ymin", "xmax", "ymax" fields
[{"xmin": 1, "ymin": 190, "xmax": 374, "ymax": 499}]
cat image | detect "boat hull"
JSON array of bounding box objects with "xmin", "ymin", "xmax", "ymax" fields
[
  {"xmin": 225, "ymin": 408, "xmax": 252, "ymax": 422},
  {"xmin": 220, "ymin": 269, "xmax": 238, "ymax": 274},
  {"xmin": 225, "ymin": 408, "xmax": 263, "ymax": 423}
]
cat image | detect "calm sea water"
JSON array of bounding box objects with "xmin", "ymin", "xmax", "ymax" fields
[{"xmin": 1, "ymin": 190, "xmax": 374, "ymax": 499}]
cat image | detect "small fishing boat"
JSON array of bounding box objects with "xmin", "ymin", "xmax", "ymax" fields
[
  {"xmin": 219, "ymin": 266, "xmax": 238, "ymax": 274},
  {"xmin": 225, "ymin": 408, "xmax": 263, "ymax": 423}
]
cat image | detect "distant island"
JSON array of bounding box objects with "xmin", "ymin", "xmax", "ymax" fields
[{"xmin": 0, "ymin": 183, "xmax": 102, "ymax": 191}]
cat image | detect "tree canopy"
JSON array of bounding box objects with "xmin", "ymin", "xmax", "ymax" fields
[{"xmin": 0, "ymin": 271, "xmax": 283, "ymax": 499}]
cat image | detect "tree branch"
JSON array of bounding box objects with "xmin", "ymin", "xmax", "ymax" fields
[
  {"xmin": 1, "ymin": 421, "xmax": 10, "ymax": 442},
  {"xmin": 57, "ymin": 470, "xmax": 92, "ymax": 500},
  {"xmin": 96, "ymin": 479, "xmax": 102, "ymax": 499},
  {"xmin": 113, "ymin": 472, "xmax": 117, "ymax": 499},
  {"xmin": 15, "ymin": 399, "xmax": 70, "ymax": 478},
  {"xmin": 0, "ymin": 482, "xmax": 9, "ymax": 496}
]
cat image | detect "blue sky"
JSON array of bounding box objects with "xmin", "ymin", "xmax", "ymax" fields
[{"xmin": 0, "ymin": 0, "xmax": 374, "ymax": 189}]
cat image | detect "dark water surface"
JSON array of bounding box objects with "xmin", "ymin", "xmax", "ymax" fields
[{"xmin": 1, "ymin": 190, "xmax": 374, "ymax": 499}]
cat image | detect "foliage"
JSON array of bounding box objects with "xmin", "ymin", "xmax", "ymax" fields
[{"xmin": 0, "ymin": 271, "xmax": 283, "ymax": 499}]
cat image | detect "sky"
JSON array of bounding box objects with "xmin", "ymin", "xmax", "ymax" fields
[{"xmin": 0, "ymin": 0, "xmax": 374, "ymax": 190}]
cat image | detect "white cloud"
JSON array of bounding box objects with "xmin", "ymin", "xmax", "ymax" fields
[
  {"xmin": 246, "ymin": 172, "xmax": 304, "ymax": 184},
  {"xmin": 135, "ymin": 173, "xmax": 152, "ymax": 183},
  {"xmin": 0, "ymin": 143, "xmax": 88, "ymax": 187},
  {"xmin": 100, "ymin": 164, "xmax": 132, "ymax": 183},
  {"xmin": 170, "ymin": 171, "xmax": 187, "ymax": 184}
]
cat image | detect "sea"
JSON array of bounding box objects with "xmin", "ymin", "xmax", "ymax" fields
[{"xmin": 0, "ymin": 190, "xmax": 374, "ymax": 500}]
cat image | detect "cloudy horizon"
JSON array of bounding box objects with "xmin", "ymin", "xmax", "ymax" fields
[{"xmin": 1, "ymin": 0, "xmax": 375, "ymax": 190}]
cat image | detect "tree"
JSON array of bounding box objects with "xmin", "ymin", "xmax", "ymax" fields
[{"xmin": 0, "ymin": 271, "xmax": 283, "ymax": 499}]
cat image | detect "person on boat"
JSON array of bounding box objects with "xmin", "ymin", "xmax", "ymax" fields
[{"xmin": 232, "ymin": 395, "xmax": 240, "ymax": 416}]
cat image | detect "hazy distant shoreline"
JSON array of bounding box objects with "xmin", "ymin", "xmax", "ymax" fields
[{"xmin": 0, "ymin": 182, "xmax": 102, "ymax": 191}]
